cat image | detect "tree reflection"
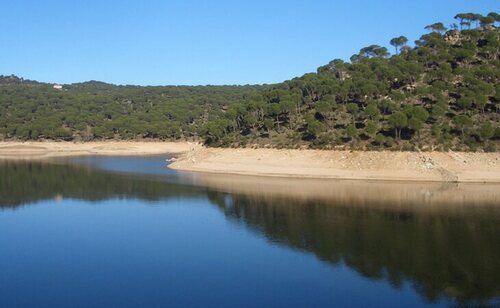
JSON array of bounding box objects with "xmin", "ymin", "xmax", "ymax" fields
[
  {"xmin": 206, "ymin": 191, "xmax": 500, "ymax": 305},
  {"xmin": 1, "ymin": 160, "xmax": 499, "ymax": 305},
  {"xmin": 0, "ymin": 160, "xmax": 203, "ymax": 208}
]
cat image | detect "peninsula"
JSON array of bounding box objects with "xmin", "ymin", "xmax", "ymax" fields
[{"xmin": 1, "ymin": 12, "xmax": 499, "ymax": 182}]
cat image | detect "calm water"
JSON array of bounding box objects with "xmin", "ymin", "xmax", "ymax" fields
[{"xmin": 0, "ymin": 156, "xmax": 499, "ymax": 307}]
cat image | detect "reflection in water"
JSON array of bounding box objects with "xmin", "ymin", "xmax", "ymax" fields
[
  {"xmin": 181, "ymin": 172, "xmax": 500, "ymax": 208},
  {"xmin": 208, "ymin": 192, "xmax": 500, "ymax": 305},
  {"xmin": 0, "ymin": 159, "xmax": 204, "ymax": 208},
  {"xmin": 0, "ymin": 159, "xmax": 499, "ymax": 306}
]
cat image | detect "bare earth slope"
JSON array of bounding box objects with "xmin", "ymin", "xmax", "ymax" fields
[
  {"xmin": 0, "ymin": 141, "xmax": 191, "ymax": 159},
  {"xmin": 169, "ymin": 145, "xmax": 500, "ymax": 183}
]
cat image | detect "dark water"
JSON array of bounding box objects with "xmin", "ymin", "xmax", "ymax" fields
[{"xmin": 0, "ymin": 156, "xmax": 499, "ymax": 307}]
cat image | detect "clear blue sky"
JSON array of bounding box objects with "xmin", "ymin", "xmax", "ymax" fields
[{"xmin": 1, "ymin": 0, "xmax": 498, "ymax": 85}]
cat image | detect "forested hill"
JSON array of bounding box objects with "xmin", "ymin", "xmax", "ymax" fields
[
  {"xmin": 1, "ymin": 12, "xmax": 499, "ymax": 151},
  {"xmin": 0, "ymin": 76, "xmax": 266, "ymax": 140}
]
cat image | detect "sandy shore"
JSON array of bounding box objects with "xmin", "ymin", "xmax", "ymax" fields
[
  {"xmin": 1, "ymin": 141, "xmax": 499, "ymax": 183},
  {"xmin": 0, "ymin": 141, "xmax": 192, "ymax": 159},
  {"xmin": 169, "ymin": 146, "xmax": 500, "ymax": 183}
]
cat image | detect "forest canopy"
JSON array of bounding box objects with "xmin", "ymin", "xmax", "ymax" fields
[{"xmin": 1, "ymin": 12, "xmax": 499, "ymax": 152}]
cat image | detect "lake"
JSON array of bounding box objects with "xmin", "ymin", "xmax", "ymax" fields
[{"xmin": 0, "ymin": 155, "xmax": 499, "ymax": 307}]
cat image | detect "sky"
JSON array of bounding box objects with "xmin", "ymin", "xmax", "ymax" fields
[{"xmin": 1, "ymin": 0, "xmax": 498, "ymax": 86}]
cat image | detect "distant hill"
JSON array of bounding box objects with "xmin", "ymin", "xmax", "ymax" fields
[
  {"xmin": 1, "ymin": 12, "xmax": 499, "ymax": 151},
  {"xmin": 0, "ymin": 76, "xmax": 265, "ymax": 141},
  {"xmin": 0, "ymin": 75, "xmax": 41, "ymax": 86}
]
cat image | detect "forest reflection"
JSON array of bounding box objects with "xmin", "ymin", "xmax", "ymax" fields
[{"xmin": 1, "ymin": 159, "xmax": 498, "ymax": 305}]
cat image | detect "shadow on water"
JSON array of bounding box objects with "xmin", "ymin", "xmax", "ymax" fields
[{"xmin": 0, "ymin": 158, "xmax": 499, "ymax": 306}]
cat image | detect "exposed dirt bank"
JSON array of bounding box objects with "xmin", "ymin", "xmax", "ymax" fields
[
  {"xmin": 169, "ymin": 146, "xmax": 500, "ymax": 183},
  {"xmin": 0, "ymin": 141, "xmax": 192, "ymax": 159}
]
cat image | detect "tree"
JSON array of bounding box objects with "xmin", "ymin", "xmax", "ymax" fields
[
  {"xmin": 374, "ymin": 133, "xmax": 385, "ymax": 146},
  {"xmin": 480, "ymin": 16, "xmax": 495, "ymax": 27},
  {"xmin": 364, "ymin": 121, "xmax": 379, "ymax": 137},
  {"xmin": 388, "ymin": 112, "xmax": 408, "ymax": 140},
  {"xmin": 346, "ymin": 124, "xmax": 358, "ymax": 140},
  {"xmin": 390, "ymin": 36, "xmax": 408, "ymax": 54},
  {"xmin": 359, "ymin": 45, "xmax": 390, "ymax": 58},
  {"xmin": 346, "ymin": 103, "xmax": 359, "ymax": 124},
  {"xmin": 263, "ymin": 118, "xmax": 274, "ymax": 132},
  {"xmin": 364, "ymin": 103, "xmax": 380, "ymax": 120},
  {"xmin": 455, "ymin": 13, "xmax": 481, "ymax": 29},
  {"xmin": 265, "ymin": 103, "xmax": 282, "ymax": 130},
  {"xmin": 475, "ymin": 94, "xmax": 488, "ymax": 113},
  {"xmin": 479, "ymin": 122, "xmax": 494, "ymax": 140},
  {"xmin": 305, "ymin": 114, "xmax": 325, "ymax": 137},
  {"xmin": 453, "ymin": 114, "xmax": 472, "ymax": 138},
  {"xmin": 431, "ymin": 104, "xmax": 447, "ymax": 119},
  {"xmin": 425, "ymin": 22, "xmax": 447, "ymax": 34},
  {"xmin": 200, "ymin": 120, "xmax": 229, "ymax": 143},
  {"xmin": 487, "ymin": 12, "xmax": 500, "ymax": 23},
  {"xmin": 316, "ymin": 100, "xmax": 332, "ymax": 118},
  {"xmin": 457, "ymin": 96, "xmax": 472, "ymax": 110},
  {"xmin": 408, "ymin": 117, "xmax": 423, "ymax": 137},
  {"xmin": 407, "ymin": 106, "xmax": 429, "ymax": 122},
  {"xmin": 470, "ymin": 13, "xmax": 484, "ymax": 27},
  {"xmin": 454, "ymin": 13, "xmax": 468, "ymax": 29},
  {"xmin": 317, "ymin": 59, "xmax": 348, "ymax": 80}
]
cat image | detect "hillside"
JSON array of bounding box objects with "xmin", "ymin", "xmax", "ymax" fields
[
  {"xmin": 1, "ymin": 12, "xmax": 499, "ymax": 152},
  {"xmin": 0, "ymin": 76, "xmax": 265, "ymax": 141},
  {"xmin": 203, "ymin": 13, "xmax": 500, "ymax": 152}
]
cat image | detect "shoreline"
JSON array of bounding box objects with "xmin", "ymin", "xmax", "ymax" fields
[
  {"xmin": 0, "ymin": 141, "xmax": 192, "ymax": 159},
  {"xmin": 169, "ymin": 146, "xmax": 500, "ymax": 183},
  {"xmin": 1, "ymin": 141, "xmax": 499, "ymax": 183}
]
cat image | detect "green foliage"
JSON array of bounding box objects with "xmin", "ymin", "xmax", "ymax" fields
[
  {"xmin": 316, "ymin": 100, "xmax": 332, "ymax": 115},
  {"xmin": 406, "ymin": 106, "xmax": 429, "ymax": 122},
  {"xmin": 374, "ymin": 133, "xmax": 385, "ymax": 146},
  {"xmin": 409, "ymin": 118, "xmax": 423, "ymax": 133},
  {"xmin": 425, "ymin": 22, "xmax": 447, "ymax": 33},
  {"xmin": 389, "ymin": 36, "xmax": 408, "ymax": 54},
  {"xmin": 479, "ymin": 122, "xmax": 494, "ymax": 140},
  {"xmin": 364, "ymin": 121, "xmax": 379, "ymax": 137},
  {"xmin": 1, "ymin": 12, "xmax": 498, "ymax": 152},
  {"xmin": 0, "ymin": 76, "xmax": 264, "ymax": 141},
  {"xmin": 346, "ymin": 124, "xmax": 358, "ymax": 140},
  {"xmin": 364, "ymin": 103, "xmax": 380, "ymax": 119},
  {"xmin": 453, "ymin": 114, "xmax": 473, "ymax": 137},
  {"xmin": 388, "ymin": 112, "xmax": 408, "ymax": 140},
  {"xmin": 305, "ymin": 114, "xmax": 326, "ymax": 136}
]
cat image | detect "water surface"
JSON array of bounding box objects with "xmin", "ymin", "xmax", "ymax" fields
[{"xmin": 0, "ymin": 156, "xmax": 499, "ymax": 307}]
